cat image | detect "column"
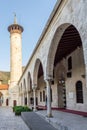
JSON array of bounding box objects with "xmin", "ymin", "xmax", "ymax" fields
[
  {"xmin": 45, "ymin": 79, "xmax": 52, "ymax": 117},
  {"xmin": 85, "ymin": 66, "xmax": 87, "ymax": 88},
  {"xmin": 27, "ymin": 92, "xmax": 29, "ymax": 106},
  {"xmin": 82, "ymin": 45, "xmax": 87, "ymax": 88},
  {"xmin": 33, "ymin": 88, "xmax": 37, "ymax": 111},
  {"xmin": 22, "ymin": 93, "xmax": 25, "ymax": 106},
  {"xmin": 20, "ymin": 93, "xmax": 23, "ymax": 105}
]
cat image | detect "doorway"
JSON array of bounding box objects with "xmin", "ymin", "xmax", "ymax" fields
[
  {"xmin": 58, "ymin": 80, "xmax": 66, "ymax": 108},
  {"xmin": 0, "ymin": 92, "xmax": 3, "ymax": 106},
  {"xmin": 13, "ymin": 100, "xmax": 17, "ymax": 106},
  {"xmin": 6, "ymin": 99, "xmax": 9, "ymax": 106}
]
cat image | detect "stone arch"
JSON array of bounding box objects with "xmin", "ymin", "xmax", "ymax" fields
[
  {"xmin": 27, "ymin": 72, "xmax": 32, "ymax": 91},
  {"xmin": 46, "ymin": 23, "xmax": 84, "ymax": 79},
  {"xmin": 33, "ymin": 58, "xmax": 44, "ymax": 88}
]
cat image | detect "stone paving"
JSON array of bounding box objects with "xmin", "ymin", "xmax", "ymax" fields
[
  {"xmin": 0, "ymin": 107, "xmax": 30, "ymax": 130},
  {"xmin": 21, "ymin": 112, "xmax": 57, "ymax": 130},
  {"xmin": 36, "ymin": 110, "xmax": 87, "ymax": 130}
]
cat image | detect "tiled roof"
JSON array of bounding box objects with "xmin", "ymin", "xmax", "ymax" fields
[{"xmin": 0, "ymin": 84, "xmax": 9, "ymax": 90}]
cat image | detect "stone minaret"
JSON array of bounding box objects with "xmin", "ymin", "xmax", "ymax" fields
[
  {"xmin": 8, "ymin": 14, "xmax": 23, "ymax": 88},
  {"xmin": 8, "ymin": 15, "xmax": 23, "ymax": 106}
]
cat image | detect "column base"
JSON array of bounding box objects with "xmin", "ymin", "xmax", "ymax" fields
[
  {"xmin": 46, "ymin": 113, "xmax": 53, "ymax": 118},
  {"xmin": 33, "ymin": 108, "xmax": 37, "ymax": 112}
]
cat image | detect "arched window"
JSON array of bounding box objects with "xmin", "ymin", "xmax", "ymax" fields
[
  {"xmin": 76, "ymin": 81, "xmax": 83, "ymax": 103},
  {"xmin": 40, "ymin": 92, "xmax": 42, "ymax": 102},
  {"xmin": 43, "ymin": 91, "xmax": 45, "ymax": 102},
  {"xmin": 68, "ymin": 56, "xmax": 72, "ymax": 70}
]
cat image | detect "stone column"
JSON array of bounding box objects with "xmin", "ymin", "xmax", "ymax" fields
[
  {"xmin": 85, "ymin": 66, "xmax": 87, "ymax": 88},
  {"xmin": 45, "ymin": 79, "xmax": 52, "ymax": 117},
  {"xmin": 20, "ymin": 93, "xmax": 23, "ymax": 105},
  {"xmin": 82, "ymin": 43, "xmax": 87, "ymax": 88},
  {"xmin": 27, "ymin": 92, "xmax": 29, "ymax": 106},
  {"xmin": 19, "ymin": 94, "xmax": 21, "ymax": 106},
  {"xmin": 33, "ymin": 88, "xmax": 37, "ymax": 111},
  {"xmin": 23, "ymin": 93, "xmax": 25, "ymax": 106}
]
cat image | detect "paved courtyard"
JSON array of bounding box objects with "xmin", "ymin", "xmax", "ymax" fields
[
  {"xmin": 36, "ymin": 110, "xmax": 87, "ymax": 130},
  {"xmin": 0, "ymin": 107, "xmax": 29, "ymax": 130}
]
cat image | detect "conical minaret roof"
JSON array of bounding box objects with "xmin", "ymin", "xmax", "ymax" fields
[{"xmin": 8, "ymin": 14, "xmax": 24, "ymax": 33}]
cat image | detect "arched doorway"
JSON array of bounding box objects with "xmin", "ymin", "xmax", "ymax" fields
[
  {"xmin": 47, "ymin": 24, "xmax": 85, "ymax": 110},
  {"xmin": 6, "ymin": 99, "xmax": 9, "ymax": 106},
  {"xmin": 55, "ymin": 64, "xmax": 66, "ymax": 108},
  {"xmin": 13, "ymin": 100, "xmax": 17, "ymax": 106},
  {"xmin": 0, "ymin": 92, "xmax": 3, "ymax": 106}
]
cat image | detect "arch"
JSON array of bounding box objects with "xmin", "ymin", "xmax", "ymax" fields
[
  {"xmin": 33, "ymin": 58, "xmax": 44, "ymax": 87},
  {"xmin": 46, "ymin": 23, "xmax": 83, "ymax": 79},
  {"xmin": 27, "ymin": 72, "xmax": 32, "ymax": 91},
  {"xmin": 76, "ymin": 81, "xmax": 83, "ymax": 103}
]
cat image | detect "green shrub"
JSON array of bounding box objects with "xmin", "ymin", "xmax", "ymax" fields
[
  {"xmin": 22, "ymin": 106, "xmax": 32, "ymax": 112},
  {"xmin": 13, "ymin": 106, "xmax": 22, "ymax": 112},
  {"xmin": 14, "ymin": 106, "xmax": 32, "ymax": 115},
  {"xmin": 15, "ymin": 109, "xmax": 21, "ymax": 115}
]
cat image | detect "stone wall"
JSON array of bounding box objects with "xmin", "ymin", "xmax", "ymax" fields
[{"xmin": 18, "ymin": 0, "xmax": 87, "ymax": 112}]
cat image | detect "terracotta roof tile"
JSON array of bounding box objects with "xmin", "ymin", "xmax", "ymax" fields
[{"xmin": 0, "ymin": 84, "xmax": 9, "ymax": 90}]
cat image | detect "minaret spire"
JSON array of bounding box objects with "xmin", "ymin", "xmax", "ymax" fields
[{"xmin": 14, "ymin": 13, "xmax": 17, "ymax": 24}]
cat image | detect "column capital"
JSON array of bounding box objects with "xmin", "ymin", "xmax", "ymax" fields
[
  {"xmin": 32, "ymin": 84, "xmax": 37, "ymax": 90},
  {"xmin": 44, "ymin": 75, "xmax": 53, "ymax": 82}
]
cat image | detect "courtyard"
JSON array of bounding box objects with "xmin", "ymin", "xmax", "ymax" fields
[{"xmin": 0, "ymin": 107, "xmax": 87, "ymax": 130}]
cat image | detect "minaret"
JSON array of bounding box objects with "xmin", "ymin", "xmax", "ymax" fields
[
  {"xmin": 8, "ymin": 14, "xmax": 23, "ymax": 106},
  {"xmin": 8, "ymin": 14, "xmax": 23, "ymax": 88}
]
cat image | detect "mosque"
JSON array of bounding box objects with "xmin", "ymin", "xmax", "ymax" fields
[{"xmin": 0, "ymin": 0, "xmax": 87, "ymax": 117}]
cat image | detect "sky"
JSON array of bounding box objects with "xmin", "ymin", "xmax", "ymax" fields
[{"xmin": 0, "ymin": 0, "xmax": 57, "ymax": 71}]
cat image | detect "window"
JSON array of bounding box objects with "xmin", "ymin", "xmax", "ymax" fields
[
  {"xmin": 40, "ymin": 92, "xmax": 42, "ymax": 102},
  {"xmin": 30, "ymin": 97, "xmax": 33, "ymax": 104},
  {"xmin": 76, "ymin": 81, "xmax": 83, "ymax": 103},
  {"xmin": 25, "ymin": 97, "xmax": 27, "ymax": 105},
  {"xmin": 68, "ymin": 56, "xmax": 72, "ymax": 70},
  {"xmin": 43, "ymin": 91, "xmax": 45, "ymax": 102}
]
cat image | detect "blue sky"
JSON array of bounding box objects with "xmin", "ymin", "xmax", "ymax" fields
[{"xmin": 0, "ymin": 0, "xmax": 57, "ymax": 71}]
